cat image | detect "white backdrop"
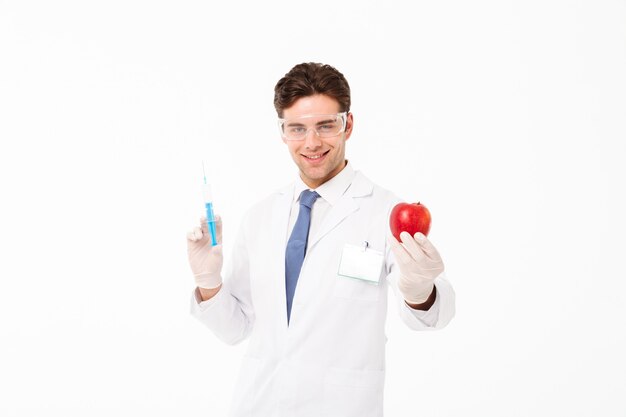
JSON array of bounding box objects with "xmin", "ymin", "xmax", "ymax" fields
[{"xmin": 1, "ymin": 1, "xmax": 625, "ymax": 416}]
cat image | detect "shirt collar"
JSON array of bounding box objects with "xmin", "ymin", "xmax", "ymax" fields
[{"xmin": 293, "ymin": 160, "xmax": 355, "ymax": 206}]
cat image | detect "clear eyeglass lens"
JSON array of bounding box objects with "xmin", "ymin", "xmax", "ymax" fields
[{"xmin": 280, "ymin": 113, "xmax": 345, "ymax": 141}]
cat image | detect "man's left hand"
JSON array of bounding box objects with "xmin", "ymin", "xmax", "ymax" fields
[{"xmin": 388, "ymin": 231, "xmax": 444, "ymax": 305}]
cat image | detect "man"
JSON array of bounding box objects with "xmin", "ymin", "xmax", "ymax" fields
[{"xmin": 187, "ymin": 62, "xmax": 455, "ymax": 417}]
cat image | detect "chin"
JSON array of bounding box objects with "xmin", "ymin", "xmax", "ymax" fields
[
  {"xmin": 299, "ymin": 169, "xmax": 326, "ymax": 185},
  {"xmin": 306, "ymin": 165, "xmax": 331, "ymax": 177}
]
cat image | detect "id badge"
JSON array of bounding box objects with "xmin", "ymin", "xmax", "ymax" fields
[{"xmin": 338, "ymin": 242, "xmax": 384, "ymax": 284}]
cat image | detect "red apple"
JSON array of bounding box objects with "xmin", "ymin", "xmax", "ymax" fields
[{"xmin": 389, "ymin": 202, "xmax": 432, "ymax": 241}]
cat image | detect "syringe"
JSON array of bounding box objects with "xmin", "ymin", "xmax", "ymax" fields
[{"xmin": 202, "ymin": 162, "xmax": 218, "ymax": 246}]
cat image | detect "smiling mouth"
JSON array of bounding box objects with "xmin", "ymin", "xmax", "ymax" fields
[{"xmin": 302, "ymin": 150, "xmax": 330, "ymax": 160}]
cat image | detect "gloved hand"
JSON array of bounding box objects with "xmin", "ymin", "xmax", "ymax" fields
[
  {"xmin": 388, "ymin": 231, "xmax": 444, "ymax": 305},
  {"xmin": 187, "ymin": 215, "xmax": 223, "ymax": 289}
]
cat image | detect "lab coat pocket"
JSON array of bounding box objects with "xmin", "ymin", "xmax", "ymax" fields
[{"xmin": 323, "ymin": 367, "xmax": 385, "ymax": 417}]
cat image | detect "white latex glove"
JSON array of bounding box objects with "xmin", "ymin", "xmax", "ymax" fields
[
  {"xmin": 186, "ymin": 215, "xmax": 223, "ymax": 289},
  {"xmin": 388, "ymin": 231, "xmax": 444, "ymax": 305}
]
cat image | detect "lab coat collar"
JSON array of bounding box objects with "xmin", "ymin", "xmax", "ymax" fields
[
  {"xmin": 278, "ymin": 161, "xmax": 373, "ymax": 201},
  {"xmin": 287, "ymin": 163, "xmax": 374, "ymax": 249}
]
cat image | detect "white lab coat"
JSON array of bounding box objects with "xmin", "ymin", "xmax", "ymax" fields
[{"xmin": 191, "ymin": 170, "xmax": 455, "ymax": 417}]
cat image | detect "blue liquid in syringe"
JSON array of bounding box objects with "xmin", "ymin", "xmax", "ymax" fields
[{"xmin": 205, "ymin": 202, "xmax": 218, "ymax": 246}]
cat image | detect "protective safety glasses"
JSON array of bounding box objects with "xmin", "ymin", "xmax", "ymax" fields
[{"xmin": 278, "ymin": 112, "xmax": 347, "ymax": 141}]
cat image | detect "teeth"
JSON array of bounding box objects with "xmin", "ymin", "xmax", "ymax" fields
[{"xmin": 306, "ymin": 154, "xmax": 323, "ymax": 159}]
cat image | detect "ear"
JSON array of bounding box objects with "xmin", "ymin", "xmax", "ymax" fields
[{"xmin": 344, "ymin": 112, "xmax": 354, "ymax": 140}]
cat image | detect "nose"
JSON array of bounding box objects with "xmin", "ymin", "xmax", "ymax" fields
[{"xmin": 303, "ymin": 128, "xmax": 322, "ymax": 149}]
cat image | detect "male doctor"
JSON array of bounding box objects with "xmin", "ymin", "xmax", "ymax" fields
[{"xmin": 187, "ymin": 62, "xmax": 455, "ymax": 417}]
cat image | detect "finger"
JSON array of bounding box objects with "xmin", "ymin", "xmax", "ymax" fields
[
  {"xmin": 214, "ymin": 214, "xmax": 223, "ymax": 243},
  {"xmin": 413, "ymin": 232, "xmax": 442, "ymax": 261},
  {"xmin": 200, "ymin": 214, "xmax": 220, "ymax": 224},
  {"xmin": 387, "ymin": 234, "xmax": 413, "ymax": 264},
  {"xmin": 187, "ymin": 226, "xmax": 204, "ymax": 242},
  {"xmin": 209, "ymin": 244, "xmax": 223, "ymax": 257},
  {"xmin": 399, "ymin": 231, "xmax": 427, "ymax": 263},
  {"xmin": 200, "ymin": 215, "xmax": 222, "ymax": 241},
  {"xmin": 200, "ymin": 217, "xmax": 209, "ymax": 235}
]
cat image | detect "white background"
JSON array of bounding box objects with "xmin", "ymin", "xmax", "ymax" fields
[{"xmin": 1, "ymin": 0, "xmax": 625, "ymax": 415}]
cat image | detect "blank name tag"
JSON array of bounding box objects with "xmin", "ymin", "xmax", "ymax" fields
[{"xmin": 338, "ymin": 243, "xmax": 384, "ymax": 284}]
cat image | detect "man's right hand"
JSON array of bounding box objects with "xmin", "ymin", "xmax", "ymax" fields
[{"xmin": 187, "ymin": 216, "xmax": 223, "ymax": 299}]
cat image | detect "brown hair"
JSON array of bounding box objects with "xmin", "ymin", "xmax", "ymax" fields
[{"xmin": 274, "ymin": 62, "xmax": 351, "ymax": 117}]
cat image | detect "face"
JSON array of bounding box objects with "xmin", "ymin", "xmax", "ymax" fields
[{"xmin": 281, "ymin": 94, "xmax": 353, "ymax": 189}]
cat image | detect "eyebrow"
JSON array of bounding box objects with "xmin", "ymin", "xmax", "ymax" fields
[
  {"xmin": 286, "ymin": 121, "xmax": 306, "ymax": 127},
  {"xmin": 285, "ymin": 118, "xmax": 336, "ymax": 127},
  {"xmin": 315, "ymin": 118, "xmax": 336, "ymax": 125}
]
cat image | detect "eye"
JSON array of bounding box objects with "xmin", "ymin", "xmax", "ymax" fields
[
  {"xmin": 319, "ymin": 122, "xmax": 338, "ymax": 132},
  {"xmin": 288, "ymin": 126, "xmax": 306, "ymax": 134}
]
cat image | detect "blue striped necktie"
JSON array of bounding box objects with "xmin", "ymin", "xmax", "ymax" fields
[{"xmin": 285, "ymin": 189, "xmax": 319, "ymax": 324}]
